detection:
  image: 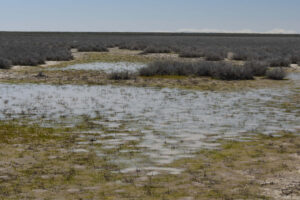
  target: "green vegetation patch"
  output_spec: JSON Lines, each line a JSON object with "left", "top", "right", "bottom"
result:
{"left": 0, "top": 120, "right": 299, "bottom": 199}
{"left": 0, "top": 121, "right": 72, "bottom": 144}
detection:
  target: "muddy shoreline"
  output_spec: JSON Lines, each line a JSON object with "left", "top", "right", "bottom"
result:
{"left": 1, "top": 48, "right": 299, "bottom": 91}
{"left": 0, "top": 121, "right": 299, "bottom": 199}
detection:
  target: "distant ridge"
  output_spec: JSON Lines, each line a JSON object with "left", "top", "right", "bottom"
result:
{"left": 0, "top": 31, "right": 300, "bottom": 37}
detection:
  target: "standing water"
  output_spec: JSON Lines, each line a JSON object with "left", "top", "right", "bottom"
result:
{"left": 0, "top": 82, "right": 299, "bottom": 170}
{"left": 51, "top": 62, "right": 146, "bottom": 73}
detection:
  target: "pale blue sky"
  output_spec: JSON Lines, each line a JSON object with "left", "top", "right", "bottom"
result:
{"left": 0, "top": 0, "right": 299, "bottom": 33}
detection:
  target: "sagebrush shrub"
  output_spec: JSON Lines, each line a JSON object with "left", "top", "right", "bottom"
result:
{"left": 211, "top": 64, "right": 254, "bottom": 80}
{"left": 0, "top": 58, "right": 12, "bottom": 69}
{"left": 232, "top": 51, "right": 248, "bottom": 61}
{"left": 1, "top": 32, "right": 300, "bottom": 68}
{"left": 290, "top": 54, "right": 300, "bottom": 64}
{"left": 266, "top": 68, "right": 286, "bottom": 80}
{"left": 108, "top": 71, "right": 136, "bottom": 80}
{"left": 244, "top": 61, "right": 268, "bottom": 76}
{"left": 269, "top": 58, "right": 291, "bottom": 67}
{"left": 78, "top": 45, "right": 108, "bottom": 52}
{"left": 142, "top": 46, "right": 171, "bottom": 54}
{"left": 139, "top": 60, "right": 254, "bottom": 80}
{"left": 179, "top": 49, "right": 204, "bottom": 58}
{"left": 205, "top": 52, "right": 224, "bottom": 61}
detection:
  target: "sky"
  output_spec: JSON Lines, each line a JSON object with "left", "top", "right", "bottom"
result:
{"left": 0, "top": 0, "right": 299, "bottom": 33}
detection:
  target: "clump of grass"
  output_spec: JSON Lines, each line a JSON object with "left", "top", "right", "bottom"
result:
{"left": 231, "top": 50, "right": 248, "bottom": 61}
{"left": 35, "top": 71, "right": 47, "bottom": 78}
{"left": 244, "top": 61, "right": 268, "bottom": 76}
{"left": 15, "top": 56, "right": 46, "bottom": 66}
{"left": 179, "top": 49, "right": 204, "bottom": 58}
{"left": 0, "top": 58, "right": 12, "bottom": 69}
{"left": 78, "top": 45, "right": 108, "bottom": 52}
{"left": 266, "top": 68, "right": 286, "bottom": 80}
{"left": 142, "top": 46, "right": 171, "bottom": 54}
{"left": 290, "top": 54, "right": 300, "bottom": 64}
{"left": 194, "top": 62, "right": 214, "bottom": 76}
{"left": 139, "top": 60, "right": 193, "bottom": 76}
{"left": 269, "top": 58, "right": 291, "bottom": 67}
{"left": 205, "top": 52, "right": 224, "bottom": 61}
{"left": 108, "top": 71, "right": 136, "bottom": 80}
{"left": 0, "top": 122, "right": 70, "bottom": 144}
{"left": 211, "top": 64, "right": 254, "bottom": 80}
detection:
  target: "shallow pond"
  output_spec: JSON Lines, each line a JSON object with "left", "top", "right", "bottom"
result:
{"left": 287, "top": 72, "right": 300, "bottom": 81}
{"left": 0, "top": 83, "right": 299, "bottom": 172}
{"left": 52, "top": 62, "right": 146, "bottom": 73}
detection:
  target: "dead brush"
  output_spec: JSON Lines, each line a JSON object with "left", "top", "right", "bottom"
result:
{"left": 108, "top": 71, "right": 136, "bottom": 80}
{"left": 0, "top": 58, "right": 12, "bottom": 69}
{"left": 266, "top": 68, "right": 286, "bottom": 80}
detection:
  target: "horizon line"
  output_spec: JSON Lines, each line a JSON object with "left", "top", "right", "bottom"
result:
{"left": 0, "top": 30, "right": 299, "bottom": 35}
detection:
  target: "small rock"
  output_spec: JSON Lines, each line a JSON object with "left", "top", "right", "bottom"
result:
{"left": 0, "top": 176, "right": 10, "bottom": 180}
{"left": 41, "top": 175, "right": 51, "bottom": 179}
{"left": 115, "top": 189, "right": 125, "bottom": 193}
{"left": 136, "top": 176, "right": 148, "bottom": 181}
{"left": 33, "top": 189, "right": 47, "bottom": 194}
{"left": 83, "top": 186, "right": 100, "bottom": 191}
{"left": 260, "top": 181, "right": 274, "bottom": 186}
{"left": 35, "top": 72, "right": 47, "bottom": 78}
{"left": 67, "top": 188, "right": 80, "bottom": 193}
{"left": 74, "top": 164, "right": 86, "bottom": 170}
{"left": 281, "top": 188, "right": 293, "bottom": 196}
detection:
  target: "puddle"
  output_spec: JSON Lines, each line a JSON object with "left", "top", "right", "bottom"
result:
{"left": 72, "top": 149, "right": 89, "bottom": 153}
{"left": 287, "top": 72, "right": 300, "bottom": 81}
{"left": 0, "top": 83, "right": 299, "bottom": 173}
{"left": 51, "top": 62, "right": 146, "bottom": 73}
{"left": 120, "top": 167, "right": 184, "bottom": 175}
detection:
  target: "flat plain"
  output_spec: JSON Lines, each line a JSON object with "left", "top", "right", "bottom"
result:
{"left": 0, "top": 32, "right": 299, "bottom": 200}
